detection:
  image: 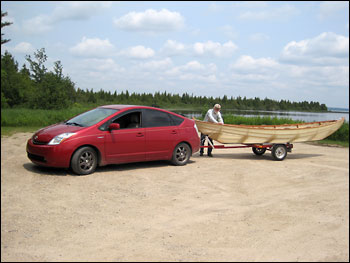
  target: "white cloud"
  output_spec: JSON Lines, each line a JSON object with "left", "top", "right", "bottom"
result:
{"left": 119, "top": 45, "right": 155, "bottom": 59}
{"left": 238, "top": 4, "right": 299, "bottom": 21}
{"left": 249, "top": 33, "right": 270, "bottom": 42}
{"left": 113, "top": 9, "right": 185, "bottom": 32}
{"left": 137, "top": 58, "right": 173, "bottom": 70}
{"left": 161, "top": 40, "right": 187, "bottom": 56}
{"left": 287, "top": 65, "right": 349, "bottom": 87}
{"left": 229, "top": 55, "right": 279, "bottom": 82}
{"left": 280, "top": 32, "right": 349, "bottom": 65}
{"left": 165, "top": 60, "right": 217, "bottom": 83}
{"left": 23, "top": 15, "right": 53, "bottom": 35}
{"left": 182, "top": 61, "right": 206, "bottom": 71}
{"left": 225, "top": 53, "right": 349, "bottom": 105}
{"left": 7, "top": 42, "right": 35, "bottom": 54}
{"left": 162, "top": 39, "right": 239, "bottom": 58}
{"left": 22, "top": 2, "right": 112, "bottom": 35}
{"left": 208, "top": 3, "right": 225, "bottom": 12}
{"left": 80, "top": 58, "right": 124, "bottom": 73}
{"left": 70, "top": 37, "right": 115, "bottom": 57}
{"left": 52, "top": 1, "right": 112, "bottom": 23}
{"left": 231, "top": 55, "right": 278, "bottom": 71}
{"left": 233, "top": 1, "right": 268, "bottom": 8}
{"left": 220, "top": 25, "right": 238, "bottom": 39}
{"left": 319, "top": 1, "right": 349, "bottom": 19}
{"left": 193, "top": 41, "right": 238, "bottom": 57}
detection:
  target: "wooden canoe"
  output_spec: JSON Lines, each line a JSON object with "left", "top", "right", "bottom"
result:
{"left": 194, "top": 117, "right": 345, "bottom": 144}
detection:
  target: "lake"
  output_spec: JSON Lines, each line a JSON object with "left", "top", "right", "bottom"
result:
{"left": 174, "top": 108, "right": 349, "bottom": 123}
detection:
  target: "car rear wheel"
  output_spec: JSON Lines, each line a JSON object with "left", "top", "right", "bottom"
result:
{"left": 171, "top": 143, "right": 191, "bottom": 166}
{"left": 71, "top": 146, "right": 97, "bottom": 175}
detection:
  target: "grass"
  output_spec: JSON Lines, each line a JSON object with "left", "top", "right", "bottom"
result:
{"left": 309, "top": 139, "right": 349, "bottom": 148}
{"left": 1, "top": 126, "right": 43, "bottom": 137}
{"left": 1, "top": 107, "right": 90, "bottom": 137}
{"left": 1, "top": 107, "right": 91, "bottom": 127}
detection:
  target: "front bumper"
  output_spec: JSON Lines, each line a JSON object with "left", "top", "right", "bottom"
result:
{"left": 26, "top": 139, "right": 72, "bottom": 168}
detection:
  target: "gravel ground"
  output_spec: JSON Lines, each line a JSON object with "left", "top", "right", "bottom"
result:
{"left": 1, "top": 133, "right": 349, "bottom": 262}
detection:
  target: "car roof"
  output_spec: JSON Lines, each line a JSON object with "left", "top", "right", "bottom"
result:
{"left": 98, "top": 104, "right": 172, "bottom": 112}
{"left": 98, "top": 104, "right": 138, "bottom": 110}
{"left": 98, "top": 105, "right": 186, "bottom": 118}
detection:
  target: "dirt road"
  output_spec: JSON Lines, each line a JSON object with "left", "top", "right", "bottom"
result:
{"left": 1, "top": 133, "right": 349, "bottom": 262}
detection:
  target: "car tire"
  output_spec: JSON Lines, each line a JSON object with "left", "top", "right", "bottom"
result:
{"left": 171, "top": 143, "right": 191, "bottom": 166}
{"left": 71, "top": 146, "right": 98, "bottom": 175}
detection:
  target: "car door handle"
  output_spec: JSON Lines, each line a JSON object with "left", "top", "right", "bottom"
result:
{"left": 136, "top": 132, "right": 144, "bottom": 137}
{"left": 171, "top": 130, "right": 177, "bottom": 134}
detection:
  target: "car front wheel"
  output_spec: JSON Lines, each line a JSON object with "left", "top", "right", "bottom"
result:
{"left": 171, "top": 143, "right": 191, "bottom": 166}
{"left": 71, "top": 146, "right": 98, "bottom": 175}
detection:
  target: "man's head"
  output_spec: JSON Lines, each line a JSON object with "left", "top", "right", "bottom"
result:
{"left": 213, "top": 104, "right": 221, "bottom": 112}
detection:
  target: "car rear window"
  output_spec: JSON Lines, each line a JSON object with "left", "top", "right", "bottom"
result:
{"left": 169, "top": 114, "right": 185, "bottom": 126}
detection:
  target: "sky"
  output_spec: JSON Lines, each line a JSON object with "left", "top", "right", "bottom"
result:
{"left": 1, "top": 1, "right": 349, "bottom": 108}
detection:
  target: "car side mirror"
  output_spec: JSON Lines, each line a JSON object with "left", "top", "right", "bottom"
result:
{"left": 109, "top": 123, "right": 120, "bottom": 131}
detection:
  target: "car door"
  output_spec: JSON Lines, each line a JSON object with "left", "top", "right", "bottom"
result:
{"left": 142, "top": 109, "right": 179, "bottom": 161}
{"left": 103, "top": 110, "right": 146, "bottom": 164}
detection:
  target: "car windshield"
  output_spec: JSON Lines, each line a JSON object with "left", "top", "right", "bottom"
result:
{"left": 66, "top": 108, "right": 118, "bottom": 127}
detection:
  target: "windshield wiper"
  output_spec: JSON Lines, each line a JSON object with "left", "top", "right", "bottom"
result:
{"left": 65, "top": 122, "right": 83, "bottom": 127}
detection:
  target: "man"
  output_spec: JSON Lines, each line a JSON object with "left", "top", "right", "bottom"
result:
{"left": 200, "top": 104, "right": 224, "bottom": 157}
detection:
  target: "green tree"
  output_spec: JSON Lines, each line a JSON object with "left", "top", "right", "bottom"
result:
{"left": 1, "top": 11, "right": 12, "bottom": 45}
{"left": 24, "top": 48, "right": 76, "bottom": 109}
{"left": 1, "top": 51, "right": 22, "bottom": 107}
{"left": 25, "top": 48, "right": 48, "bottom": 83}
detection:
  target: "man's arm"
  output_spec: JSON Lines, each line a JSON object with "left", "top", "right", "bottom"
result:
{"left": 217, "top": 112, "right": 224, "bottom": 124}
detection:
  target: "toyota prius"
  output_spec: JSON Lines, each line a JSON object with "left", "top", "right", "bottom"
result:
{"left": 26, "top": 105, "right": 200, "bottom": 175}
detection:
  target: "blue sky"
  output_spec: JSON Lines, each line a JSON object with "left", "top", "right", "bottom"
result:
{"left": 2, "top": 1, "right": 349, "bottom": 108}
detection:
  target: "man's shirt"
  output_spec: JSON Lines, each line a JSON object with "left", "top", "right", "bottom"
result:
{"left": 204, "top": 109, "right": 224, "bottom": 124}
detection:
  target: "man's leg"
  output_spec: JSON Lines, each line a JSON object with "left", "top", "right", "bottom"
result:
{"left": 200, "top": 133, "right": 206, "bottom": 156}
{"left": 208, "top": 137, "right": 214, "bottom": 156}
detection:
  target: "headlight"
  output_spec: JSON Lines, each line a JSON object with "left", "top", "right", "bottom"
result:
{"left": 48, "top": 133, "right": 76, "bottom": 145}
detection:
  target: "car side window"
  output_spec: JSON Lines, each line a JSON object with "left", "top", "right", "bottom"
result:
{"left": 143, "top": 109, "right": 172, "bottom": 128}
{"left": 113, "top": 112, "right": 141, "bottom": 129}
{"left": 99, "top": 111, "right": 141, "bottom": 131}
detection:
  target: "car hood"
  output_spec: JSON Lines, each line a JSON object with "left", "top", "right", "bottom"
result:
{"left": 33, "top": 123, "right": 85, "bottom": 143}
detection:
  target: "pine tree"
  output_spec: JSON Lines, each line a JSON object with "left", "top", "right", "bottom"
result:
{"left": 1, "top": 11, "right": 12, "bottom": 45}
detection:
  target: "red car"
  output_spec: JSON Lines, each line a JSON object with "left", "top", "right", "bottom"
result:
{"left": 26, "top": 105, "right": 200, "bottom": 175}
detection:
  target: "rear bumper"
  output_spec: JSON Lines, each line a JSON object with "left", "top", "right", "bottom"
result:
{"left": 190, "top": 137, "right": 200, "bottom": 154}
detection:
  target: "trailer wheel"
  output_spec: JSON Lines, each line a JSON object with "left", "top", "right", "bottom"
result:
{"left": 272, "top": 144, "right": 287, "bottom": 161}
{"left": 252, "top": 147, "right": 266, "bottom": 156}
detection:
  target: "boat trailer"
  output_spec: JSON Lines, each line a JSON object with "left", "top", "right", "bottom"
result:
{"left": 200, "top": 136, "right": 293, "bottom": 161}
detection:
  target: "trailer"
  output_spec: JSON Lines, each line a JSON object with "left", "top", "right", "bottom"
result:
{"left": 200, "top": 136, "right": 293, "bottom": 161}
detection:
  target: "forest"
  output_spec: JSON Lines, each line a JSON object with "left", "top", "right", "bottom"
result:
{"left": 1, "top": 48, "right": 329, "bottom": 112}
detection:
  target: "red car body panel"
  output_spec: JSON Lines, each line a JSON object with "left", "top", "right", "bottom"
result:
{"left": 26, "top": 105, "right": 200, "bottom": 170}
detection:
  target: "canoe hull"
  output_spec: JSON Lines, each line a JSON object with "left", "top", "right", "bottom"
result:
{"left": 194, "top": 118, "right": 345, "bottom": 144}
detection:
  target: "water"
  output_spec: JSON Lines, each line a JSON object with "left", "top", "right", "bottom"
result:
{"left": 174, "top": 109, "right": 349, "bottom": 123}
